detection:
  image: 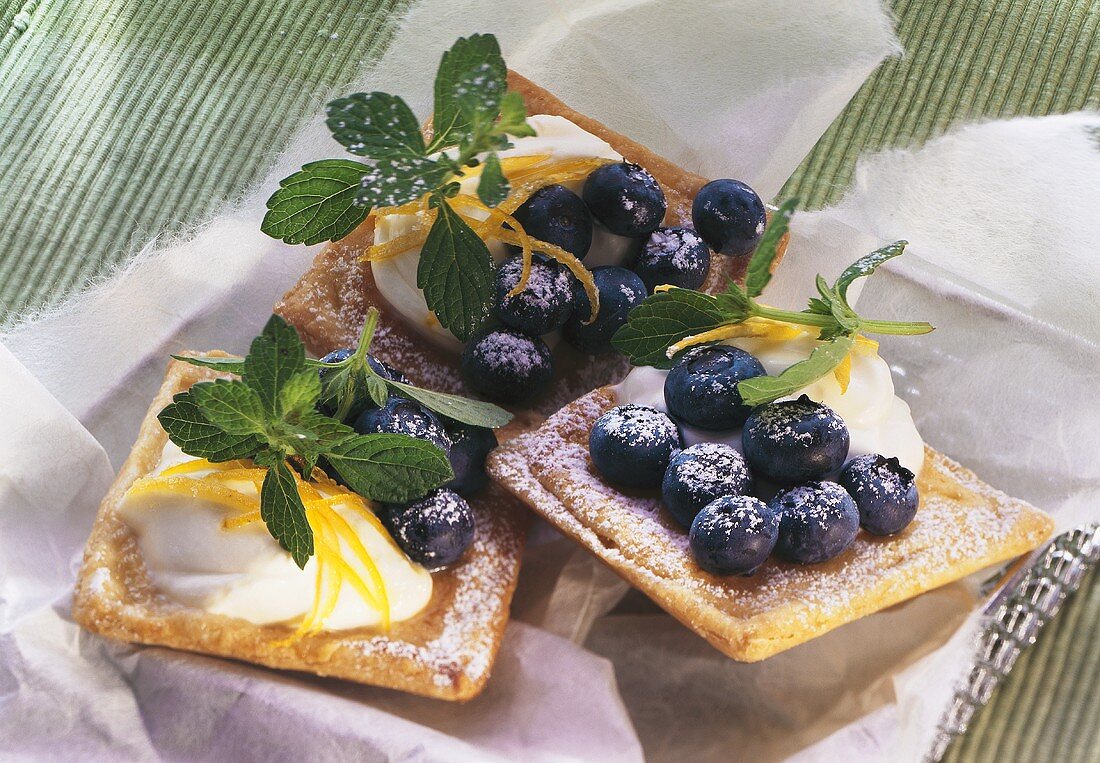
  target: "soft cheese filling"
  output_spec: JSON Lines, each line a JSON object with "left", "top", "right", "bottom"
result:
{"left": 117, "top": 441, "right": 432, "bottom": 632}
{"left": 613, "top": 331, "right": 926, "bottom": 476}
{"left": 372, "top": 114, "right": 634, "bottom": 351}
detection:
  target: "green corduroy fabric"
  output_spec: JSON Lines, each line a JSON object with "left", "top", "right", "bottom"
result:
{"left": 0, "top": 0, "right": 410, "bottom": 319}
{"left": 0, "top": 0, "right": 1096, "bottom": 759}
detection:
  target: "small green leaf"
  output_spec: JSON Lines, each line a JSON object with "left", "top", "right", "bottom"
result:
{"left": 242, "top": 315, "right": 307, "bottom": 415}
{"left": 497, "top": 91, "right": 536, "bottom": 138}
{"left": 356, "top": 155, "right": 450, "bottom": 209}
{"left": 477, "top": 152, "right": 509, "bottom": 207}
{"left": 835, "top": 240, "right": 908, "bottom": 301}
{"left": 744, "top": 198, "right": 797, "bottom": 298}
{"left": 278, "top": 369, "right": 322, "bottom": 416}
{"left": 325, "top": 434, "right": 454, "bottom": 503}
{"left": 262, "top": 159, "right": 371, "bottom": 245}
{"left": 261, "top": 460, "right": 314, "bottom": 569}
{"left": 737, "top": 336, "right": 855, "bottom": 407}
{"left": 611, "top": 288, "right": 732, "bottom": 368}
{"left": 431, "top": 34, "right": 506, "bottom": 151}
{"left": 171, "top": 354, "right": 246, "bottom": 375}
{"left": 188, "top": 379, "right": 268, "bottom": 436}
{"left": 387, "top": 379, "right": 512, "bottom": 428}
{"left": 417, "top": 199, "right": 495, "bottom": 341}
{"left": 158, "top": 393, "right": 262, "bottom": 461}
{"left": 364, "top": 374, "right": 390, "bottom": 408}
{"left": 717, "top": 282, "right": 751, "bottom": 314}
{"left": 806, "top": 297, "right": 832, "bottom": 315}
{"left": 325, "top": 92, "right": 427, "bottom": 159}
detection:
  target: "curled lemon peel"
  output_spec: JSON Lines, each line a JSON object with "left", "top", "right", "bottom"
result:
{"left": 133, "top": 457, "right": 402, "bottom": 641}
{"left": 834, "top": 353, "right": 852, "bottom": 393}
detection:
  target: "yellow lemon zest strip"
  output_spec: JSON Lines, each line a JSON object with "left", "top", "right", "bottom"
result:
{"left": 222, "top": 510, "right": 261, "bottom": 530}
{"left": 160, "top": 458, "right": 250, "bottom": 476}
{"left": 318, "top": 501, "right": 391, "bottom": 630}
{"left": 666, "top": 318, "right": 805, "bottom": 358}
{"left": 128, "top": 476, "right": 258, "bottom": 514}
{"left": 342, "top": 499, "right": 407, "bottom": 556}
{"left": 492, "top": 227, "right": 601, "bottom": 324}
{"left": 854, "top": 334, "right": 879, "bottom": 352}
{"left": 834, "top": 353, "right": 852, "bottom": 394}
{"left": 457, "top": 153, "right": 552, "bottom": 180}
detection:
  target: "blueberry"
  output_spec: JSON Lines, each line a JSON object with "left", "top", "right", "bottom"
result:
{"left": 661, "top": 443, "right": 752, "bottom": 529}
{"left": 353, "top": 396, "right": 451, "bottom": 454}
{"left": 742, "top": 395, "right": 850, "bottom": 484}
{"left": 562, "top": 266, "right": 647, "bottom": 354}
{"left": 582, "top": 162, "right": 666, "bottom": 237}
{"left": 509, "top": 184, "right": 593, "bottom": 260}
{"left": 689, "top": 495, "right": 778, "bottom": 576}
{"left": 461, "top": 327, "right": 553, "bottom": 403}
{"left": 839, "top": 454, "right": 919, "bottom": 536}
{"left": 768, "top": 481, "right": 859, "bottom": 564}
{"left": 443, "top": 421, "right": 498, "bottom": 497}
{"left": 691, "top": 179, "right": 767, "bottom": 256}
{"left": 589, "top": 404, "right": 682, "bottom": 489}
{"left": 492, "top": 255, "right": 575, "bottom": 335}
{"left": 631, "top": 227, "right": 711, "bottom": 293}
{"left": 385, "top": 488, "right": 475, "bottom": 569}
{"left": 663, "top": 346, "right": 767, "bottom": 430}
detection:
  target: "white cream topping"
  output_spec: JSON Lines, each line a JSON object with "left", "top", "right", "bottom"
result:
{"left": 117, "top": 441, "right": 432, "bottom": 629}
{"left": 613, "top": 334, "right": 926, "bottom": 476}
{"left": 372, "top": 114, "right": 632, "bottom": 352}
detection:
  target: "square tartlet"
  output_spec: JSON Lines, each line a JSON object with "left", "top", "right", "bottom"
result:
{"left": 73, "top": 356, "right": 525, "bottom": 700}
{"left": 487, "top": 387, "right": 1054, "bottom": 662}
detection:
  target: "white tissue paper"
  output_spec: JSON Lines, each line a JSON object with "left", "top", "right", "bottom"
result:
{"left": 1, "top": 0, "right": 1096, "bottom": 759}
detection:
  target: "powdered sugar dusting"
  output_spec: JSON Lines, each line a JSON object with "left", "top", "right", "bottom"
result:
{"left": 487, "top": 388, "right": 1052, "bottom": 659}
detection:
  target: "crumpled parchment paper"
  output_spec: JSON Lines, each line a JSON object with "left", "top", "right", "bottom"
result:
{"left": 2, "top": 0, "right": 1096, "bottom": 760}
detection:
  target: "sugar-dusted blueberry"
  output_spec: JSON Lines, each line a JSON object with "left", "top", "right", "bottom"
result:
{"left": 662, "top": 443, "right": 752, "bottom": 529}
{"left": 461, "top": 327, "right": 553, "bottom": 403}
{"left": 742, "top": 395, "right": 850, "bottom": 484}
{"left": 443, "top": 421, "right": 498, "bottom": 497}
{"left": 353, "top": 396, "right": 451, "bottom": 454}
{"left": 631, "top": 227, "right": 711, "bottom": 293}
{"left": 492, "top": 255, "right": 575, "bottom": 336}
{"left": 562, "top": 266, "right": 647, "bottom": 354}
{"left": 691, "top": 179, "right": 767, "bottom": 256}
{"left": 509, "top": 184, "right": 593, "bottom": 260}
{"left": 768, "top": 481, "right": 860, "bottom": 564}
{"left": 385, "top": 488, "right": 475, "bottom": 569}
{"left": 839, "top": 454, "right": 919, "bottom": 536}
{"left": 582, "top": 162, "right": 667, "bottom": 237}
{"left": 663, "top": 346, "right": 767, "bottom": 430}
{"left": 689, "top": 495, "right": 778, "bottom": 576}
{"left": 589, "top": 404, "right": 682, "bottom": 489}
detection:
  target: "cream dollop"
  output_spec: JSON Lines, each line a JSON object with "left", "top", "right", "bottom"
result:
{"left": 613, "top": 334, "right": 926, "bottom": 476}
{"left": 372, "top": 114, "right": 633, "bottom": 352}
{"left": 117, "top": 442, "right": 432, "bottom": 630}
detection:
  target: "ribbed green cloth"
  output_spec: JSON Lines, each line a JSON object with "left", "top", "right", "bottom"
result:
{"left": 0, "top": 0, "right": 410, "bottom": 318}
{"left": 0, "top": 0, "right": 1096, "bottom": 759}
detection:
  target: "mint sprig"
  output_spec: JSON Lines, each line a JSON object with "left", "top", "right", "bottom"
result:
{"left": 161, "top": 315, "right": 454, "bottom": 568}
{"left": 262, "top": 34, "right": 535, "bottom": 342}
{"left": 611, "top": 200, "right": 933, "bottom": 405}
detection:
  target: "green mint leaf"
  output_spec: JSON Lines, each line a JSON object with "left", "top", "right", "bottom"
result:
{"left": 745, "top": 198, "right": 797, "bottom": 298}
{"left": 476, "top": 152, "right": 509, "bottom": 207}
{"left": 324, "top": 434, "right": 453, "bottom": 503}
{"left": 171, "top": 354, "right": 246, "bottom": 375}
{"left": 386, "top": 379, "right": 512, "bottom": 428}
{"left": 737, "top": 336, "right": 855, "bottom": 407}
{"left": 431, "top": 34, "right": 507, "bottom": 151}
{"left": 261, "top": 460, "right": 314, "bottom": 569}
{"left": 356, "top": 155, "right": 450, "bottom": 209}
{"left": 364, "top": 374, "right": 390, "bottom": 408}
{"left": 497, "top": 91, "right": 536, "bottom": 138}
{"left": 277, "top": 369, "right": 323, "bottom": 417}
{"left": 834, "top": 240, "right": 908, "bottom": 302}
{"left": 158, "top": 393, "right": 263, "bottom": 461}
{"left": 611, "top": 288, "right": 734, "bottom": 368}
{"left": 417, "top": 198, "right": 495, "bottom": 341}
{"left": 806, "top": 297, "right": 832, "bottom": 315}
{"left": 188, "top": 379, "right": 268, "bottom": 436}
{"left": 318, "top": 364, "right": 363, "bottom": 422}
{"left": 262, "top": 159, "right": 371, "bottom": 245}
{"left": 276, "top": 410, "right": 357, "bottom": 472}
{"left": 325, "top": 92, "right": 427, "bottom": 159}
{"left": 242, "top": 315, "right": 307, "bottom": 415}
{"left": 717, "top": 281, "right": 751, "bottom": 313}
